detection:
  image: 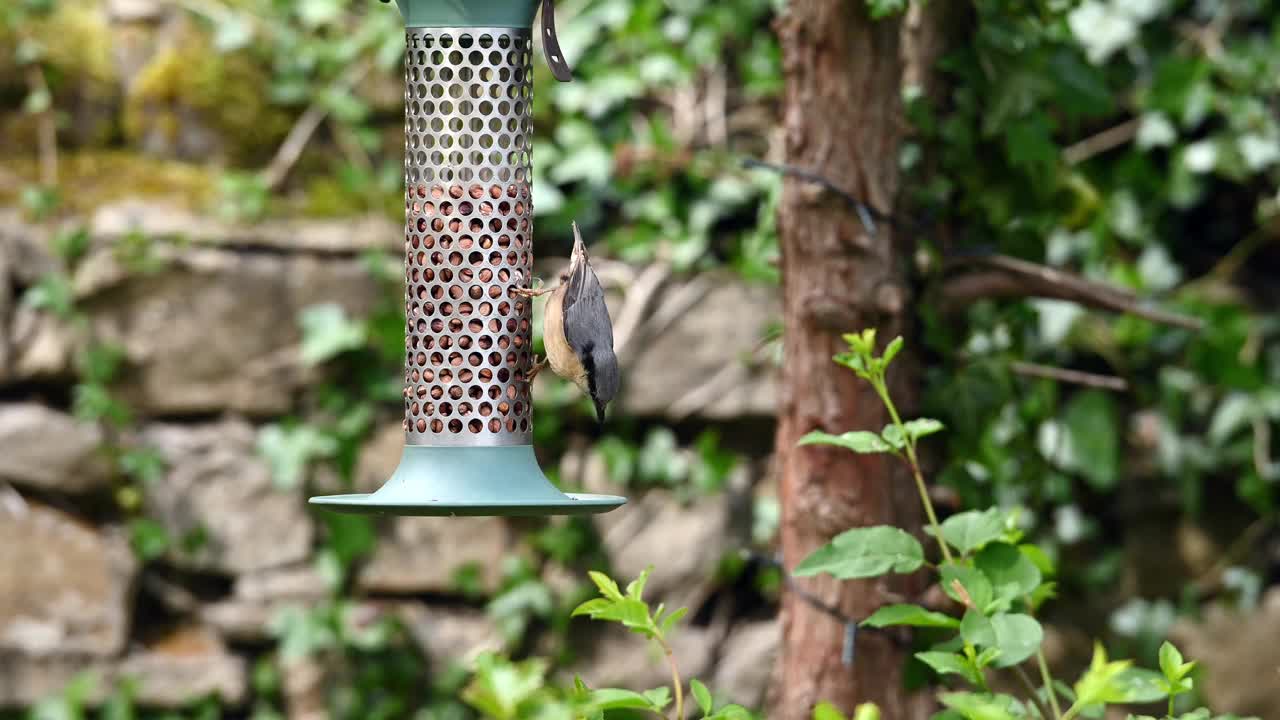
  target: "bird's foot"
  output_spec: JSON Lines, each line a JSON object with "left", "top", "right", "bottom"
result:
{"left": 512, "top": 277, "right": 553, "bottom": 298}
{"left": 524, "top": 356, "right": 547, "bottom": 383}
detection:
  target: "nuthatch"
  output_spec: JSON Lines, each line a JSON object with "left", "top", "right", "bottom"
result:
{"left": 515, "top": 222, "right": 619, "bottom": 423}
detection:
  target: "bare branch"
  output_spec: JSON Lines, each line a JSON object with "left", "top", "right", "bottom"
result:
{"left": 940, "top": 253, "right": 1204, "bottom": 331}
{"left": 1010, "top": 361, "right": 1128, "bottom": 391}
{"left": 1062, "top": 118, "right": 1140, "bottom": 165}
{"left": 260, "top": 59, "right": 374, "bottom": 191}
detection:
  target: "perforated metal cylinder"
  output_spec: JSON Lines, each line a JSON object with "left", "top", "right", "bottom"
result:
{"left": 403, "top": 27, "right": 535, "bottom": 447}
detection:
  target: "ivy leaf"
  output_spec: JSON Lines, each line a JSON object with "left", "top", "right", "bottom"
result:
{"left": 691, "top": 679, "right": 713, "bottom": 716}
{"left": 862, "top": 604, "right": 960, "bottom": 629}
{"left": 938, "top": 509, "right": 1006, "bottom": 556}
{"left": 299, "top": 303, "right": 367, "bottom": 366}
{"left": 794, "top": 526, "right": 924, "bottom": 579}
{"left": 799, "top": 430, "right": 894, "bottom": 454}
{"left": 256, "top": 424, "right": 337, "bottom": 489}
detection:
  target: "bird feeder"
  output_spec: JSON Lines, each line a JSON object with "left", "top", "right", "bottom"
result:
{"left": 309, "top": 0, "right": 625, "bottom": 517}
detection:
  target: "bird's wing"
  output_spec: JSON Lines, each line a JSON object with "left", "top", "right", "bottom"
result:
{"left": 563, "top": 265, "right": 614, "bottom": 356}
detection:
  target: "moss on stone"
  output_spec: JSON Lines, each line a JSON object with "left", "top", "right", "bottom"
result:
{"left": 0, "top": 151, "right": 218, "bottom": 212}
{"left": 123, "top": 23, "right": 291, "bottom": 164}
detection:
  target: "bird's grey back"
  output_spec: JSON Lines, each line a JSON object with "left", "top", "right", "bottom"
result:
{"left": 563, "top": 264, "right": 620, "bottom": 403}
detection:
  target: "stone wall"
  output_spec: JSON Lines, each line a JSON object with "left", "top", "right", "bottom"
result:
{"left": 0, "top": 202, "right": 782, "bottom": 713}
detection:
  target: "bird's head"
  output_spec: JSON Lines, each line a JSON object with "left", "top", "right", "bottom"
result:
{"left": 568, "top": 221, "right": 589, "bottom": 276}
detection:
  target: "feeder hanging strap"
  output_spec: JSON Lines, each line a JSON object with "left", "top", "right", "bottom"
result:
{"left": 541, "top": 0, "right": 574, "bottom": 82}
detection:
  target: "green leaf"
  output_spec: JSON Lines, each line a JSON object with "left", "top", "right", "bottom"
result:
{"left": 659, "top": 606, "right": 688, "bottom": 635}
{"left": 960, "top": 609, "right": 996, "bottom": 648}
{"left": 625, "top": 567, "right": 651, "bottom": 600}
{"left": 941, "top": 564, "right": 995, "bottom": 611}
{"left": 799, "top": 430, "right": 893, "bottom": 454}
{"left": 794, "top": 526, "right": 925, "bottom": 579}
{"left": 1113, "top": 668, "right": 1170, "bottom": 703}
{"left": 903, "top": 418, "right": 945, "bottom": 440}
{"left": 882, "top": 336, "right": 904, "bottom": 367}
{"left": 974, "top": 543, "right": 1043, "bottom": 605}
{"left": 589, "top": 688, "right": 656, "bottom": 711}
{"left": 853, "top": 703, "right": 881, "bottom": 720}
{"left": 916, "top": 651, "right": 983, "bottom": 685}
{"left": 587, "top": 571, "right": 625, "bottom": 601}
{"left": 937, "top": 692, "right": 1022, "bottom": 720}
{"left": 256, "top": 424, "right": 336, "bottom": 490}
{"left": 987, "top": 613, "right": 1043, "bottom": 668}
{"left": 1158, "top": 641, "right": 1195, "bottom": 683}
{"left": 298, "top": 303, "right": 366, "bottom": 366}
{"left": 938, "top": 509, "right": 1006, "bottom": 556}
{"left": 1040, "top": 391, "right": 1119, "bottom": 490}
{"left": 641, "top": 687, "right": 672, "bottom": 711}
{"left": 128, "top": 518, "right": 170, "bottom": 561}
{"left": 862, "top": 604, "right": 960, "bottom": 629}
{"left": 813, "top": 701, "right": 847, "bottom": 720}
{"left": 691, "top": 679, "right": 713, "bottom": 716}
{"left": 866, "top": 0, "right": 907, "bottom": 20}
{"left": 571, "top": 598, "right": 613, "bottom": 617}
{"left": 1074, "top": 642, "right": 1135, "bottom": 707}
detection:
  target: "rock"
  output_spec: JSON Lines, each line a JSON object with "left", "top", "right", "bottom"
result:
{"left": 597, "top": 490, "right": 741, "bottom": 611}
{"left": 202, "top": 564, "right": 329, "bottom": 642}
{"left": 89, "top": 201, "right": 400, "bottom": 255}
{"left": 105, "top": 0, "right": 164, "bottom": 22}
{"left": 352, "top": 423, "right": 405, "bottom": 495}
{"left": 618, "top": 275, "right": 777, "bottom": 420}
{"left": 142, "top": 419, "right": 314, "bottom": 574}
{"left": 7, "top": 307, "right": 75, "bottom": 380}
{"left": 0, "top": 404, "right": 110, "bottom": 493}
{"left": 116, "top": 625, "right": 247, "bottom": 707}
{"left": 0, "top": 625, "right": 247, "bottom": 708}
{"left": 1169, "top": 587, "right": 1280, "bottom": 719}
{"left": 357, "top": 517, "right": 509, "bottom": 595}
{"left": 397, "top": 604, "right": 503, "bottom": 668}
{"left": 77, "top": 245, "right": 384, "bottom": 416}
{"left": 566, "top": 625, "right": 716, "bottom": 694}
{"left": 0, "top": 501, "right": 136, "bottom": 658}
{"left": 711, "top": 621, "right": 778, "bottom": 710}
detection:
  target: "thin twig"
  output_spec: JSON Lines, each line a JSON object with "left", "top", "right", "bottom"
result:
{"left": 260, "top": 58, "right": 374, "bottom": 191}
{"left": 1062, "top": 118, "right": 1140, "bottom": 165}
{"left": 657, "top": 637, "right": 684, "bottom": 720}
{"left": 941, "top": 253, "right": 1204, "bottom": 331}
{"left": 1010, "top": 361, "right": 1128, "bottom": 392}
{"left": 1011, "top": 663, "right": 1053, "bottom": 720}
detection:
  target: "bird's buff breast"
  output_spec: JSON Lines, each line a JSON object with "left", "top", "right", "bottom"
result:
{"left": 543, "top": 287, "right": 588, "bottom": 390}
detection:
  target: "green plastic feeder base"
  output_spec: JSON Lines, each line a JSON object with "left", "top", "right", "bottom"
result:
{"left": 308, "top": 445, "right": 625, "bottom": 517}
{"left": 384, "top": 0, "right": 539, "bottom": 28}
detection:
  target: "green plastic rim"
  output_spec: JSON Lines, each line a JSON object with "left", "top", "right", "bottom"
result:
{"left": 384, "top": 0, "right": 539, "bottom": 28}
{"left": 308, "top": 445, "right": 626, "bottom": 517}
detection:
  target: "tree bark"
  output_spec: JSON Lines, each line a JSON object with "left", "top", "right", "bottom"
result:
{"left": 773, "top": 3, "right": 927, "bottom": 719}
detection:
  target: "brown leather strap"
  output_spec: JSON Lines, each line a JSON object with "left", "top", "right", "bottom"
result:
{"left": 540, "top": 0, "right": 574, "bottom": 82}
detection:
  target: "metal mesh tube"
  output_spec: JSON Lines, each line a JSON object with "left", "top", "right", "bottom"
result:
{"left": 402, "top": 27, "right": 535, "bottom": 446}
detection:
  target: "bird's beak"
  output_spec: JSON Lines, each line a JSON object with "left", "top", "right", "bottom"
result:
{"left": 570, "top": 221, "right": 588, "bottom": 269}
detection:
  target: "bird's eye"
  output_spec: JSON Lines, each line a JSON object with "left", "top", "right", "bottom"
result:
{"left": 559, "top": 272, "right": 569, "bottom": 282}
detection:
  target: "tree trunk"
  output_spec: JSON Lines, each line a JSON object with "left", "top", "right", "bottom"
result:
{"left": 773, "top": 3, "right": 927, "bottom": 719}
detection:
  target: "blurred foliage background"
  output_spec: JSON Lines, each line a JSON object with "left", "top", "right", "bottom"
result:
{"left": 0, "top": 0, "right": 1277, "bottom": 717}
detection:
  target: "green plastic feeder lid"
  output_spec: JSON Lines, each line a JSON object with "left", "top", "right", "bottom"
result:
{"left": 309, "top": 445, "right": 625, "bottom": 517}
{"left": 379, "top": 0, "right": 539, "bottom": 28}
